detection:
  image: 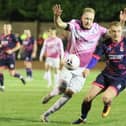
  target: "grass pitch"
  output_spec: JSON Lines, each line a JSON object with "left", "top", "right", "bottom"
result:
{"left": 0, "top": 68, "right": 126, "bottom": 126}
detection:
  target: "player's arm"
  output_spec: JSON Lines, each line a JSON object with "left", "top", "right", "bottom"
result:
{"left": 39, "top": 40, "right": 46, "bottom": 61}
{"left": 83, "top": 43, "right": 104, "bottom": 77}
{"left": 53, "top": 4, "right": 68, "bottom": 29}
{"left": 120, "top": 8, "right": 126, "bottom": 27}
{"left": 59, "top": 39, "right": 65, "bottom": 69}
{"left": 83, "top": 55, "right": 100, "bottom": 77}
{"left": 6, "top": 42, "right": 21, "bottom": 54}
{"left": 32, "top": 39, "right": 37, "bottom": 58}
{"left": 0, "top": 41, "right": 2, "bottom": 48}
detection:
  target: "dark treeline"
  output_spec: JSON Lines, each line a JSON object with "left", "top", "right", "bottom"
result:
{"left": 0, "top": 0, "right": 126, "bottom": 22}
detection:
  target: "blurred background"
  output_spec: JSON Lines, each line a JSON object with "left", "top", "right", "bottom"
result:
{"left": 0, "top": 0, "right": 125, "bottom": 37}
{"left": 0, "top": 0, "right": 126, "bottom": 67}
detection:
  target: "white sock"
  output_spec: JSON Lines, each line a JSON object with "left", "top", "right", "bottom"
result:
{"left": 54, "top": 73, "right": 59, "bottom": 86}
{"left": 47, "top": 70, "right": 52, "bottom": 87}
{"left": 43, "top": 72, "right": 48, "bottom": 80}
{"left": 44, "top": 95, "right": 71, "bottom": 117}
{"left": 50, "top": 87, "right": 60, "bottom": 96}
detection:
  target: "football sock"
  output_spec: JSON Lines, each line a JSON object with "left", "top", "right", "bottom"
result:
{"left": 54, "top": 73, "right": 59, "bottom": 86}
{"left": 81, "top": 100, "right": 92, "bottom": 119}
{"left": 14, "top": 73, "right": 23, "bottom": 80}
{"left": 50, "top": 87, "right": 61, "bottom": 96}
{"left": 47, "top": 70, "right": 52, "bottom": 86}
{"left": 26, "top": 68, "right": 32, "bottom": 78}
{"left": 43, "top": 94, "right": 72, "bottom": 117}
{"left": 0, "top": 73, "right": 4, "bottom": 86}
{"left": 43, "top": 72, "right": 48, "bottom": 79}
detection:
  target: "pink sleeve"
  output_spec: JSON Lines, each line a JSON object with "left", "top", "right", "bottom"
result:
{"left": 68, "top": 19, "right": 79, "bottom": 31}
{"left": 99, "top": 25, "right": 107, "bottom": 35}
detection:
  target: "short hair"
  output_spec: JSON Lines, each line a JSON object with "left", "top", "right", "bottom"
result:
{"left": 50, "top": 27, "right": 56, "bottom": 30}
{"left": 82, "top": 7, "right": 95, "bottom": 15}
{"left": 109, "top": 21, "right": 122, "bottom": 28}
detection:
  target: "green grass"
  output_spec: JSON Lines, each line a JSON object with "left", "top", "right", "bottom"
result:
{"left": 0, "top": 69, "right": 126, "bottom": 126}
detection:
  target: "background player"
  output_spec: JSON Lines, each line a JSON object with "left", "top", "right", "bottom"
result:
{"left": 0, "top": 24, "right": 26, "bottom": 91}
{"left": 19, "top": 29, "right": 37, "bottom": 81}
{"left": 39, "top": 27, "right": 64, "bottom": 87}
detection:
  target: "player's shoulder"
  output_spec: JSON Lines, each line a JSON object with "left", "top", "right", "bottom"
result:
{"left": 69, "top": 19, "right": 81, "bottom": 25}
{"left": 123, "top": 37, "right": 126, "bottom": 42}
{"left": 55, "top": 36, "right": 62, "bottom": 41}
{"left": 93, "top": 22, "right": 106, "bottom": 29}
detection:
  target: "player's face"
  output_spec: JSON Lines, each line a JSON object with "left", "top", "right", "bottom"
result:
{"left": 6, "top": 24, "right": 12, "bottom": 34}
{"left": 48, "top": 29, "right": 56, "bottom": 37}
{"left": 24, "top": 30, "right": 31, "bottom": 38}
{"left": 3, "top": 24, "right": 12, "bottom": 35}
{"left": 109, "top": 25, "right": 122, "bottom": 42}
{"left": 81, "top": 12, "right": 95, "bottom": 29}
{"left": 3, "top": 24, "right": 7, "bottom": 33}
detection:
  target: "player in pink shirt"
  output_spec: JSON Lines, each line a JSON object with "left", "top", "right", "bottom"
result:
{"left": 39, "top": 27, "right": 64, "bottom": 87}
{"left": 40, "top": 5, "right": 107, "bottom": 122}
{"left": 40, "top": 5, "right": 125, "bottom": 123}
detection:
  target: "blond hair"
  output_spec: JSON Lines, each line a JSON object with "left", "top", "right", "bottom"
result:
{"left": 82, "top": 7, "right": 95, "bottom": 15}
{"left": 109, "top": 21, "right": 122, "bottom": 28}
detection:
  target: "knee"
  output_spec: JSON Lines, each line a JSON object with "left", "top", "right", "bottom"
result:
{"left": 59, "top": 80, "right": 67, "bottom": 93}
{"left": 84, "top": 95, "right": 94, "bottom": 102}
{"left": 64, "top": 89, "right": 74, "bottom": 97}
{"left": 10, "top": 72, "right": 14, "bottom": 76}
{"left": 102, "top": 95, "right": 111, "bottom": 103}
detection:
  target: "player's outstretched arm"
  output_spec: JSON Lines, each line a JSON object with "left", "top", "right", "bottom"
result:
{"left": 53, "top": 4, "right": 68, "bottom": 29}
{"left": 120, "top": 8, "right": 126, "bottom": 27}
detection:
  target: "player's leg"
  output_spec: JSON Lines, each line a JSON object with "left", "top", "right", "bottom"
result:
{"left": 72, "top": 84, "right": 103, "bottom": 124}
{"left": 44, "top": 59, "right": 52, "bottom": 87}
{"left": 42, "top": 77, "right": 68, "bottom": 104}
{"left": 101, "top": 86, "right": 117, "bottom": 117}
{"left": 41, "top": 69, "right": 85, "bottom": 122}
{"left": 42, "top": 86, "right": 61, "bottom": 104}
{"left": 0, "top": 66, "right": 5, "bottom": 91}
{"left": 7, "top": 57, "right": 26, "bottom": 84}
{"left": 102, "top": 79, "right": 126, "bottom": 118}
{"left": 53, "top": 58, "right": 60, "bottom": 86}
{"left": 9, "top": 69, "right": 26, "bottom": 85}
{"left": 42, "top": 67, "right": 73, "bottom": 104}
{"left": 24, "top": 61, "right": 33, "bottom": 81}
{"left": 0, "top": 60, "right": 7, "bottom": 91}
{"left": 72, "top": 73, "right": 105, "bottom": 124}
{"left": 41, "top": 89, "right": 73, "bottom": 122}
{"left": 0, "top": 73, "right": 4, "bottom": 91}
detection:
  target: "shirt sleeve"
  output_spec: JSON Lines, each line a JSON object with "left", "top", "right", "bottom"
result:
{"left": 86, "top": 42, "right": 104, "bottom": 69}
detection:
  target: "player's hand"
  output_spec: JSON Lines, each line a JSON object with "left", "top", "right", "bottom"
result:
{"left": 60, "top": 59, "right": 65, "bottom": 70}
{"left": 32, "top": 52, "right": 36, "bottom": 59}
{"left": 82, "top": 68, "right": 90, "bottom": 77}
{"left": 6, "top": 49, "right": 13, "bottom": 54}
{"left": 39, "top": 56, "right": 43, "bottom": 62}
{"left": 17, "top": 53, "right": 21, "bottom": 59}
{"left": 120, "top": 8, "right": 126, "bottom": 23}
{"left": 52, "top": 4, "right": 63, "bottom": 16}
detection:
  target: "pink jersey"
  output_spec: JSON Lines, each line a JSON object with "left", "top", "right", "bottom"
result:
{"left": 66, "top": 19, "right": 107, "bottom": 67}
{"left": 40, "top": 37, "right": 64, "bottom": 59}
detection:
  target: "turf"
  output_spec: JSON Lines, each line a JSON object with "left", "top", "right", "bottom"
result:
{"left": 0, "top": 68, "right": 126, "bottom": 126}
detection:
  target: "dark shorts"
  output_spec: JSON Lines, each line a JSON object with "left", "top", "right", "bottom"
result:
{"left": 93, "top": 73, "right": 126, "bottom": 95}
{"left": 22, "top": 52, "right": 32, "bottom": 61}
{"left": 0, "top": 57, "right": 15, "bottom": 70}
